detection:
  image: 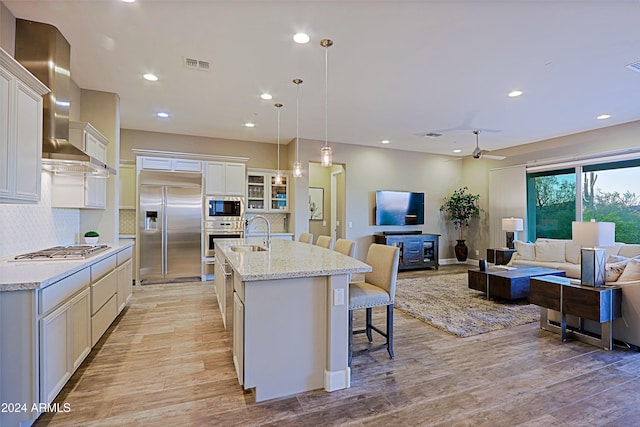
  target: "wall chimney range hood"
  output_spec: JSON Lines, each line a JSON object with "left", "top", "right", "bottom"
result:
{"left": 14, "top": 19, "right": 116, "bottom": 176}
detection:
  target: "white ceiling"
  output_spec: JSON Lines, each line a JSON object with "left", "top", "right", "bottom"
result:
{"left": 5, "top": 0, "right": 640, "bottom": 158}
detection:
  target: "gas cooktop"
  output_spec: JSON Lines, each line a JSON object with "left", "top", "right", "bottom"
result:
{"left": 13, "top": 245, "right": 110, "bottom": 261}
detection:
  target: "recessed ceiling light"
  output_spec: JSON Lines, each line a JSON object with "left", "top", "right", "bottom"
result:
{"left": 260, "top": 93, "right": 272, "bottom": 100}
{"left": 156, "top": 112, "right": 169, "bottom": 118}
{"left": 597, "top": 114, "right": 611, "bottom": 120}
{"left": 453, "top": 149, "right": 462, "bottom": 153}
{"left": 293, "top": 33, "right": 310, "bottom": 44}
{"left": 244, "top": 122, "right": 256, "bottom": 128}
{"left": 143, "top": 73, "right": 158, "bottom": 82}
{"left": 121, "top": 0, "right": 135, "bottom": 3}
{"left": 508, "top": 90, "right": 523, "bottom": 97}
{"left": 381, "top": 140, "right": 390, "bottom": 144}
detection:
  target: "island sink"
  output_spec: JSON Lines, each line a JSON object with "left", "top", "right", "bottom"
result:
{"left": 230, "top": 244, "right": 268, "bottom": 253}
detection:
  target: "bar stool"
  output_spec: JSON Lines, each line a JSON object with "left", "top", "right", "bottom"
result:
{"left": 348, "top": 243, "right": 400, "bottom": 366}
{"left": 334, "top": 239, "right": 356, "bottom": 257}
{"left": 298, "top": 233, "right": 313, "bottom": 244}
{"left": 316, "top": 235, "right": 334, "bottom": 249}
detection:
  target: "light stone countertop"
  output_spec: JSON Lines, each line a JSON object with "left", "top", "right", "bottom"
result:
{"left": 215, "top": 238, "right": 371, "bottom": 282}
{"left": 0, "top": 240, "right": 134, "bottom": 292}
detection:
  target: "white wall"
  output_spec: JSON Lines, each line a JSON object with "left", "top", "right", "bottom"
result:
{"left": 292, "top": 139, "right": 463, "bottom": 260}
{"left": 0, "top": 173, "right": 79, "bottom": 258}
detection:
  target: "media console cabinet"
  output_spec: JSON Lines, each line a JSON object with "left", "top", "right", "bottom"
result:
{"left": 374, "top": 233, "right": 439, "bottom": 271}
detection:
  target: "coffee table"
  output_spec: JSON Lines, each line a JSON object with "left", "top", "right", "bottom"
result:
{"left": 468, "top": 266, "right": 566, "bottom": 300}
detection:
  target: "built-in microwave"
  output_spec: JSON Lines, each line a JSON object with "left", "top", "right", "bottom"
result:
{"left": 205, "top": 196, "right": 244, "bottom": 219}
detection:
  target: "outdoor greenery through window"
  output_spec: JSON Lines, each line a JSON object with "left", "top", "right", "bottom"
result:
{"left": 527, "top": 159, "right": 640, "bottom": 243}
{"left": 527, "top": 169, "right": 576, "bottom": 240}
{"left": 583, "top": 160, "right": 640, "bottom": 243}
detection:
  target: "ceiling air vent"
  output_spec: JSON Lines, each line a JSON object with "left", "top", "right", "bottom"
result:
{"left": 424, "top": 132, "right": 443, "bottom": 138}
{"left": 626, "top": 61, "right": 640, "bottom": 73}
{"left": 183, "top": 57, "right": 212, "bottom": 71}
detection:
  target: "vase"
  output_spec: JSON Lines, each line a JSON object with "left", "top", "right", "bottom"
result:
{"left": 455, "top": 239, "right": 468, "bottom": 262}
{"left": 85, "top": 236, "right": 99, "bottom": 245}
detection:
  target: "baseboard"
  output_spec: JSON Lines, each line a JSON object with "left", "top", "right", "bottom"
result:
{"left": 324, "top": 367, "right": 350, "bottom": 391}
{"left": 439, "top": 258, "right": 477, "bottom": 266}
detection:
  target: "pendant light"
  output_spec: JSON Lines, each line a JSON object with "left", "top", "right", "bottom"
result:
{"left": 320, "top": 38, "right": 333, "bottom": 167}
{"left": 274, "top": 103, "right": 283, "bottom": 185}
{"left": 292, "top": 78, "right": 303, "bottom": 178}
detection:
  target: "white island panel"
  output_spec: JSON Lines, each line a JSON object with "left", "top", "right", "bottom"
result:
{"left": 216, "top": 238, "right": 371, "bottom": 402}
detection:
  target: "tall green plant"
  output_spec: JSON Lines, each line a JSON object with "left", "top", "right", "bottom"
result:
{"left": 440, "top": 187, "right": 480, "bottom": 240}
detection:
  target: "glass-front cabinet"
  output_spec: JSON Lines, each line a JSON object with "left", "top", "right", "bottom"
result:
{"left": 246, "top": 170, "right": 289, "bottom": 213}
{"left": 247, "top": 174, "right": 266, "bottom": 211}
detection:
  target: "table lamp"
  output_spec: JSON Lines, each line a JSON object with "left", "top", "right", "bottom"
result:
{"left": 502, "top": 218, "right": 523, "bottom": 249}
{"left": 572, "top": 220, "right": 615, "bottom": 287}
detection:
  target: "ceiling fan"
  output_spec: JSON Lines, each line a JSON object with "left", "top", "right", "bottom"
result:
{"left": 471, "top": 130, "right": 506, "bottom": 160}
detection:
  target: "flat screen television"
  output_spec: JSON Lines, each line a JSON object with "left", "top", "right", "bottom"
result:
{"left": 375, "top": 190, "right": 424, "bottom": 225}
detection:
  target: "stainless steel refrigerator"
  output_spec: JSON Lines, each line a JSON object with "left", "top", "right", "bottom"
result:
{"left": 138, "top": 170, "right": 202, "bottom": 283}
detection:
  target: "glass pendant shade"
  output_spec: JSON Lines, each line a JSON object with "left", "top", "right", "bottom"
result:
{"left": 293, "top": 161, "right": 302, "bottom": 178}
{"left": 274, "top": 103, "right": 283, "bottom": 184}
{"left": 293, "top": 78, "right": 303, "bottom": 178}
{"left": 321, "top": 145, "right": 332, "bottom": 167}
{"left": 320, "top": 39, "right": 333, "bottom": 167}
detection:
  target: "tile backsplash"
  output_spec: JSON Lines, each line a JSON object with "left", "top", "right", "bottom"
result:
{"left": 245, "top": 212, "right": 289, "bottom": 233}
{"left": 119, "top": 209, "right": 136, "bottom": 235}
{"left": 0, "top": 173, "right": 79, "bottom": 258}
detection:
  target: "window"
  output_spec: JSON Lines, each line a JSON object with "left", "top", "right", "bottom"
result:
{"left": 527, "top": 169, "right": 576, "bottom": 240}
{"left": 526, "top": 158, "right": 640, "bottom": 244}
{"left": 582, "top": 160, "right": 640, "bottom": 243}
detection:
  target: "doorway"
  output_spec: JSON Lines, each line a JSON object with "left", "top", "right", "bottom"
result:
{"left": 308, "top": 162, "right": 346, "bottom": 241}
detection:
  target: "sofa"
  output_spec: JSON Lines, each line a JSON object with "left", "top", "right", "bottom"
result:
{"left": 508, "top": 238, "right": 640, "bottom": 349}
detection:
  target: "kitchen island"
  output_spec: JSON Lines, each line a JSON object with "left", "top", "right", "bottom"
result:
{"left": 214, "top": 237, "right": 371, "bottom": 402}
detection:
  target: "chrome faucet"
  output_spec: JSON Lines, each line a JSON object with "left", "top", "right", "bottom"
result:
{"left": 246, "top": 215, "right": 271, "bottom": 249}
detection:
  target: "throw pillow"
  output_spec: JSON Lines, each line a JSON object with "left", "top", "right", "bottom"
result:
{"left": 535, "top": 241, "right": 565, "bottom": 262}
{"left": 515, "top": 240, "right": 535, "bottom": 260}
{"left": 605, "top": 243, "right": 623, "bottom": 257}
{"left": 565, "top": 241, "right": 582, "bottom": 264}
{"left": 605, "top": 256, "right": 630, "bottom": 282}
{"left": 607, "top": 255, "right": 629, "bottom": 264}
{"left": 618, "top": 258, "right": 640, "bottom": 282}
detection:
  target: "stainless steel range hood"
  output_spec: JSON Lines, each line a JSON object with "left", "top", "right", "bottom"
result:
{"left": 14, "top": 19, "right": 116, "bottom": 176}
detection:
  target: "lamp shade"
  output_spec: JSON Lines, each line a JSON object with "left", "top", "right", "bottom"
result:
{"left": 572, "top": 221, "right": 615, "bottom": 247}
{"left": 502, "top": 218, "right": 524, "bottom": 232}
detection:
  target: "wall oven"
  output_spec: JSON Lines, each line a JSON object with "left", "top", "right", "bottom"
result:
{"left": 204, "top": 219, "right": 244, "bottom": 257}
{"left": 205, "top": 196, "right": 244, "bottom": 220}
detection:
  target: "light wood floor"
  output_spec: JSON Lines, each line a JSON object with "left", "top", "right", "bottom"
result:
{"left": 35, "top": 265, "right": 640, "bottom": 426}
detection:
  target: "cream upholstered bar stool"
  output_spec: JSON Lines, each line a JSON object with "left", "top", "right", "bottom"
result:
{"left": 348, "top": 243, "right": 400, "bottom": 366}
{"left": 315, "top": 235, "right": 334, "bottom": 249}
{"left": 334, "top": 239, "right": 356, "bottom": 257}
{"left": 298, "top": 233, "right": 313, "bottom": 244}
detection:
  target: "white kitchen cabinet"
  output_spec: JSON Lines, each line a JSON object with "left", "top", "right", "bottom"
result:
{"left": 233, "top": 289, "right": 244, "bottom": 385}
{"left": 116, "top": 247, "right": 133, "bottom": 313}
{"left": 39, "top": 277, "right": 91, "bottom": 405}
{"left": 246, "top": 170, "right": 289, "bottom": 213}
{"left": 205, "top": 161, "right": 246, "bottom": 196}
{"left": 141, "top": 156, "right": 201, "bottom": 172}
{"left": 0, "top": 48, "right": 49, "bottom": 203}
{"left": 69, "top": 288, "right": 91, "bottom": 371}
{"left": 90, "top": 255, "right": 118, "bottom": 346}
{"left": 214, "top": 257, "right": 226, "bottom": 318}
{"left": 40, "top": 300, "right": 72, "bottom": 404}
{"left": 119, "top": 163, "right": 136, "bottom": 209}
{"left": 0, "top": 244, "right": 135, "bottom": 426}
{"left": 51, "top": 122, "right": 111, "bottom": 209}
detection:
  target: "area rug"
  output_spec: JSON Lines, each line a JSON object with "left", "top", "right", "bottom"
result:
{"left": 394, "top": 273, "right": 540, "bottom": 338}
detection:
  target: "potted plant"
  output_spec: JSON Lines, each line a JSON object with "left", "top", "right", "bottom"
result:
{"left": 440, "top": 187, "right": 480, "bottom": 262}
{"left": 84, "top": 230, "right": 100, "bottom": 245}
